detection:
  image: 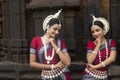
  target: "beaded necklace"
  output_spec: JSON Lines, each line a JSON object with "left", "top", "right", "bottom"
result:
{"left": 98, "top": 39, "right": 108, "bottom": 62}
{"left": 42, "top": 36, "right": 65, "bottom": 79}
{"left": 43, "top": 36, "right": 55, "bottom": 64}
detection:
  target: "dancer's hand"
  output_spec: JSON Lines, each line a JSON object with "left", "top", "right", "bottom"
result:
{"left": 49, "top": 38, "right": 58, "bottom": 50}
{"left": 87, "top": 63, "right": 96, "bottom": 71}
{"left": 95, "top": 38, "right": 102, "bottom": 47}
{"left": 54, "top": 61, "right": 65, "bottom": 69}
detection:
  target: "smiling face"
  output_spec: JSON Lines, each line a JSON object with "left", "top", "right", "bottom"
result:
{"left": 47, "top": 24, "right": 61, "bottom": 38}
{"left": 45, "top": 18, "right": 61, "bottom": 38}
{"left": 91, "top": 25, "right": 104, "bottom": 39}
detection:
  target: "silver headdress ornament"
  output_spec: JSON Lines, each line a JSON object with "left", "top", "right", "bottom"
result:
{"left": 91, "top": 14, "right": 110, "bottom": 35}
{"left": 43, "top": 9, "right": 62, "bottom": 31}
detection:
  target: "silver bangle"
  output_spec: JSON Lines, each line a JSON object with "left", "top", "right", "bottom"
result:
{"left": 101, "top": 62, "right": 105, "bottom": 67}
{"left": 56, "top": 48, "right": 60, "bottom": 53}
{"left": 51, "top": 64, "right": 54, "bottom": 70}
{"left": 92, "top": 51, "right": 97, "bottom": 55}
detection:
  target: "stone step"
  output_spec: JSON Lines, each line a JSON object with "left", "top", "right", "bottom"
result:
{"left": 0, "top": 61, "right": 120, "bottom": 80}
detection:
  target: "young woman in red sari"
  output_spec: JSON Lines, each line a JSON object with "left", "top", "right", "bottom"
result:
{"left": 29, "top": 9, "right": 71, "bottom": 80}
{"left": 82, "top": 15, "right": 117, "bottom": 80}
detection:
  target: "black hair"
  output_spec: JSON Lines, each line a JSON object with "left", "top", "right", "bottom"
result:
{"left": 92, "top": 21, "right": 104, "bottom": 29}
{"left": 48, "top": 18, "right": 61, "bottom": 27}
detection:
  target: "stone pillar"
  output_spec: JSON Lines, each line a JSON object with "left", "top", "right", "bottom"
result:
{"left": 2, "top": 0, "right": 28, "bottom": 62}
{"left": 110, "top": 0, "right": 120, "bottom": 67}
{"left": 64, "top": 9, "right": 76, "bottom": 50}
{"left": 110, "top": 0, "right": 120, "bottom": 38}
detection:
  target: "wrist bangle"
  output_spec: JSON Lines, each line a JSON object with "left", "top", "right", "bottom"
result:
{"left": 51, "top": 64, "right": 54, "bottom": 70}
{"left": 92, "top": 51, "right": 97, "bottom": 55}
{"left": 101, "top": 62, "right": 105, "bottom": 67}
{"left": 56, "top": 48, "right": 60, "bottom": 53}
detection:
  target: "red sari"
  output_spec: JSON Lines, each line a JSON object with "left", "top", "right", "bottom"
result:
{"left": 82, "top": 39, "right": 117, "bottom": 80}
{"left": 30, "top": 36, "right": 70, "bottom": 80}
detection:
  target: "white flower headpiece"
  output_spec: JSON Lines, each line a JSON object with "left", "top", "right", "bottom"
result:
{"left": 43, "top": 9, "right": 62, "bottom": 31}
{"left": 91, "top": 14, "right": 110, "bottom": 35}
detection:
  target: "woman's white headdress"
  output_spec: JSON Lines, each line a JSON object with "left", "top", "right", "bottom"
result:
{"left": 91, "top": 14, "right": 110, "bottom": 35}
{"left": 43, "top": 9, "right": 62, "bottom": 31}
